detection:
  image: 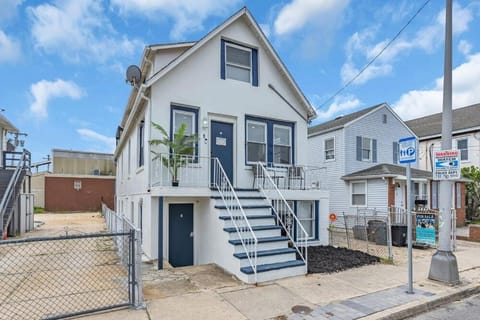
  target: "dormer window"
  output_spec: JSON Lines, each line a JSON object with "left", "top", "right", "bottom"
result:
{"left": 221, "top": 40, "right": 258, "bottom": 86}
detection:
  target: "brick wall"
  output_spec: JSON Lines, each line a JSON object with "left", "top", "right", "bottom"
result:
{"left": 45, "top": 176, "right": 115, "bottom": 212}
{"left": 387, "top": 178, "right": 395, "bottom": 207}
{"left": 469, "top": 225, "right": 480, "bottom": 242}
{"left": 455, "top": 182, "right": 466, "bottom": 227}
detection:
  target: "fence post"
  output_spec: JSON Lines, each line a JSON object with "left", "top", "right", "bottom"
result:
{"left": 342, "top": 212, "right": 350, "bottom": 248}
{"left": 386, "top": 213, "right": 393, "bottom": 260}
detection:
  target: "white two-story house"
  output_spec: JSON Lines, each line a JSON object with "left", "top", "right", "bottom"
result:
{"left": 115, "top": 8, "right": 329, "bottom": 283}
{"left": 307, "top": 103, "right": 431, "bottom": 217}
{"left": 405, "top": 103, "right": 479, "bottom": 225}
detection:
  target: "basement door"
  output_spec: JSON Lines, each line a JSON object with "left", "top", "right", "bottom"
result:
{"left": 210, "top": 121, "right": 234, "bottom": 184}
{"left": 168, "top": 203, "right": 194, "bottom": 267}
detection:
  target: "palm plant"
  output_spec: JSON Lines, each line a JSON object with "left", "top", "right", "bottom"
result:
{"left": 150, "top": 122, "right": 198, "bottom": 186}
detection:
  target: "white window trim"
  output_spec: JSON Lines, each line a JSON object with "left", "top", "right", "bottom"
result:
{"left": 350, "top": 181, "right": 367, "bottom": 207}
{"left": 225, "top": 42, "right": 252, "bottom": 83}
{"left": 137, "top": 120, "right": 145, "bottom": 168}
{"left": 297, "top": 200, "right": 316, "bottom": 240}
{"left": 361, "top": 137, "right": 372, "bottom": 162}
{"left": 246, "top": 120, "right": 267, "bottom": 164}
{"left": 456, "top": 138, "right": 469, "bottom": 162}
{"left": 273, "top": 124, "right": 292, "bottom": 166}
{"left": 324, "top": 137, "right": 335, "bottom": 162}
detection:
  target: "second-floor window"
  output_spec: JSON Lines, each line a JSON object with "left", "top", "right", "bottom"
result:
{"left": 171, "top": 105, "right": 198, "bottom": 157}
{"left": 273, "top": 125, "right": 292, "bottom": 165}
{"left": 324, "top": 137, "right": 335, "bottom": 161}
{"left": 221, "top": 40, "right": 258, "bottom": 86}
{"left": 356, "top": 136, "right": 377, "bottom": 162}
{"left": 246, "top": 120, "right": 267, "bottom": 163}
{"left": 457, "top": 138, "right": 468, "bottom": 161}
{"left": 138, "top": 120, "right": 144, "bottom": 167}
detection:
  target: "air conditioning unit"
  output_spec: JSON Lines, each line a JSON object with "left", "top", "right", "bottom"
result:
{"left": 93, "top": 169, "right": 100, "bottom": 175}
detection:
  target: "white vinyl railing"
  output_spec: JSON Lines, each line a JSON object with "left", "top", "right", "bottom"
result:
{"left": 151, "top": 153, "right": 211, "bottom": 187}
{"left": 212, "top": 158, "right": 258, "bottom": 282}
{"left": 255, "top": 162, "right": 308, "bottom": 267}
{"left": 252, "top": 164, "right": 326, "bottom": 190}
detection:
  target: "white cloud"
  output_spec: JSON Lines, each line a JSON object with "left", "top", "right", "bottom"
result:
{"left": 273, "top": 0, "right": 349, "bottom": 36}
{"left": 0, "top": 30, "right": 20, "bottom": 63}
{"left": 313, "top": 95, "right": 362, "bottom": 121}
{"left": 341, "top": 2, "right": 475, "bottom": 85}
{"left": 458, "top": 40, "right": 472, "bottom": 56}
{"left": 77, "top": 129, "right": 115, "bottom": 153}
{"left": 110, "top": 0, "right": 241, "bottom": 40}
{"left": 28, "top": 0, "right": 143, "bottom": 63}
{"left": 393, "top": 52, "right": 480, "bottom": 120}
{"left": 29, "top": 79, "right": 83, "bottom": 119}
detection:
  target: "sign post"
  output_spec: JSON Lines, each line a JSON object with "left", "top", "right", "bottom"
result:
{"left": 399, "top": 136, "right": 417, "bottom": 294}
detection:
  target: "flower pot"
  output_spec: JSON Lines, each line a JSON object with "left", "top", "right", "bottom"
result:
{"left": 172, "top": 180, "right": 179, "bottom": 187}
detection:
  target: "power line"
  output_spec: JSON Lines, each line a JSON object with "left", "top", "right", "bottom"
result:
{"left": 316, "top": 0, "right": 433, "bottom": 111}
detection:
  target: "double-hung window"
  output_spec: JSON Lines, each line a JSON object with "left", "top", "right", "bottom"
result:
{"left": 351, "top": 181, "right": 367, "bottom": 206}
{"left": 297, "top": 200, "right": 317, "bottom": 240}
{"left": 246, "top": 116, "right": 294, "bottom": 165}
{"left": 138, "top": 120, "right": 144, "bottom": 167}
{"left": 457, "top": 138, "right": 468, "bottom": 161}
{"left": 325, "top": 137, "right": 335, "bottom": 161}
{"left": 221, "top": 40, "right": 258, "bottom": 86}
{"left": 171, "top": 105, "right": 198, "bottom": 157}
{"left": 356, "top": 136, "right": 377, "bottom": 162}
{"left": 362, "top": 137, "right": 371, "bottom": 161}
{"left": 273, "top": 125, "right": 292, "bottom": 165}
{"left": 246, "top": 120, "right": 267, "bottom": 163}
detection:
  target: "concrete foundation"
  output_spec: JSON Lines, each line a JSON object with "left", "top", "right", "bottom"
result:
{"left": 428, "top": 250, "right": 460, "bottom": 284}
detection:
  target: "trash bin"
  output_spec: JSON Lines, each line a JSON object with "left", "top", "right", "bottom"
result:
{"left": 353, "top": 225, "right": 367, "bottom": 240}
{"left": 375, "top": 225, "right": 387, "bottom": 245}
{"left": 367, "top": 220, "right": 386, "bottom": 242}
{"left": 391, "top": 224, "right": 407, "bottom": 247}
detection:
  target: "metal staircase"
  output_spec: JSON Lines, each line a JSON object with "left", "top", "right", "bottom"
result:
{"left": 0, "top": 150, "right": 31, "bottom": 239}
{"left": 211, "top": 159, "right": 307, "bottom": 283}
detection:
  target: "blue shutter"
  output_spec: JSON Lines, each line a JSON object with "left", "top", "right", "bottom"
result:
{"left": 356, "top": 136, "right": 362, "bottom": 161}
{"left": 393, "top": 142, "right": 398, "bottom": 164}
{"left": 220, "top": 39, "right": 226, "bottom": 80}
{"left": 372, "top": 139, "right": 377, "bottom": 163}
{"left": 252, "top": 48, "right": 258, "bottom": 87}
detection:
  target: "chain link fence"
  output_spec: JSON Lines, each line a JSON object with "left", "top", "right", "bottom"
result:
{"left": 0, "top": 232, "right": 135, "bottom": 320}
{"left": 328, "top": 207, "right": 458, "bottom": 262}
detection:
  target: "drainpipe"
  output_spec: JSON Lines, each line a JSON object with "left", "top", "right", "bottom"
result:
{"left": 140, "top": 92, "right": 152, "bottom": 190}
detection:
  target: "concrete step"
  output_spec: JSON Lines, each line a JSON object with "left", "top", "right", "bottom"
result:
{"left": 234, "top": 248, "right": 297, "bottom": 267}
{"left": 229, "top": 236, "right": 289, "bottom": 253}
{"left": 215, "top": 205, "right": 272, "bottom": 216}
{"left": 219, "top": 215, "right": 276, "bottom": 228}
{"left": 243, "top": 261, "right": 306, "bottom": 283}
{"left": 223, "top": 225, "right": 282, "bottom": 240}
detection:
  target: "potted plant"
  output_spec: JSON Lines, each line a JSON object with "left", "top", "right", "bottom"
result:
{"left": 150, "top": 122, "right": 198, "bottom": 187}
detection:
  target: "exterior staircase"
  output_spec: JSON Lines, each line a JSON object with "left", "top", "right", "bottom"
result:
{"left": 1, "top": 168, "right": 26, "bottom": 237}
{"left": 211, "top": 188, "right": 306, "bottom": 283}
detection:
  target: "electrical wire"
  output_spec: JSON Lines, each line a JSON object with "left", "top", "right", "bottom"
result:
{"left": 316, "top": 0, "right": 433, "bottom": 111}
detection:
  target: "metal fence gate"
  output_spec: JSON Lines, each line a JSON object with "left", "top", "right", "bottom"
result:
{"left": 0, "top": 231, "right": 141, "bottom": 320}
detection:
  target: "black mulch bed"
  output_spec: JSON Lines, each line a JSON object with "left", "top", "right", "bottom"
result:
{"left": 303, "top": 245, "right": 380, "bottom": 274}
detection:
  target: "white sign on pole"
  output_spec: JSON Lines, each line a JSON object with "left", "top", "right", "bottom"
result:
{"left": 433, "top": 150, "right": 460, "bottom": 180}
{"left": 399, "top": 136, "right": 417, "bottom": 164}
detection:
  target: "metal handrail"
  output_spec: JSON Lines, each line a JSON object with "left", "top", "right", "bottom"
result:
{"left": 255, "top": 162, "right": 308, "bottom": 267}
{"left": 212, "top": 158, "right": 258, "bottom": 282}
{"left": 1, "top": 150, "right": 30, "bottom": 237}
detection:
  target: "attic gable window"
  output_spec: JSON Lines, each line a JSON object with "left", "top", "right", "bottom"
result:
{"left": 221, "top": 40, "right": 258, "bottom": 86}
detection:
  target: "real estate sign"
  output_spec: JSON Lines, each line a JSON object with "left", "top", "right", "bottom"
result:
{"left": 433, "top": 150, "right": 460, "bottom": 180}
{"left": 416, "top": 213, "right": 436, "bottom": 245}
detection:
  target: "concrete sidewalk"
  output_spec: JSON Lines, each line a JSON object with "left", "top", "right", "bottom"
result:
{"left": 79, "top": 240, "right": 480, "bottom": 320}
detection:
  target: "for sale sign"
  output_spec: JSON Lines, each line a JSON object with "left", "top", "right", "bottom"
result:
{"left": 433, "top": 150, "right": 460, "bottom": 180}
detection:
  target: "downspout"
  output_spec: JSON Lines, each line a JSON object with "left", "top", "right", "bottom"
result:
{"left": 140, "top": 91, "right": 152, "bottom": 190}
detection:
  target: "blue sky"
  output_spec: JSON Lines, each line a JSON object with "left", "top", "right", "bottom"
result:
{"left": 1, "top": 0, "right": 479, "bottom": 163}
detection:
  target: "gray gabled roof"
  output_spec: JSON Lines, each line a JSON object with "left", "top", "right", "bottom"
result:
{"left": 308, "top": 103, "right": 384, "bottom": 136}
{"left": 342, "top": 163, "right": 432, "bottom": 180}
{"left": 405, "top": 103, "right": 480, "bottom": 139}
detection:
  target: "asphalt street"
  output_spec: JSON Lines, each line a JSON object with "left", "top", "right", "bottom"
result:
{"left": 410, "top": 293, "right": 480, "bottom": 320}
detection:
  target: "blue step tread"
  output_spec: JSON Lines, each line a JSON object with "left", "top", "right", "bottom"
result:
{"left": 219, "top": 215, "right": 274, "bottom": 220}
{"left": 233, "top": 247, "right": 297, "bottom": 259}
{"left": 211, "top": 196, "right": 266, "bottom": 200}
{"left": 223, "top": 225, "right": 281, "bottom": 233}
{"left": 228, "top": 236, "right": 288, "bottom": 246}
{"left": 240, "top": 260, "right": 305, "bottom": 274}
{"left": 215, "top": 204, "right": 271, "bottom": 210}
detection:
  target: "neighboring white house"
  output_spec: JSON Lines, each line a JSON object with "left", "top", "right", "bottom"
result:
{"left": 307, "top": 103, "right": 429, "bottom": 216}
{"left": 405, "top": 103, "right": 480, "bottom": 172}
{"left": 115, "top": 8, "right": 329, "bottom": 283}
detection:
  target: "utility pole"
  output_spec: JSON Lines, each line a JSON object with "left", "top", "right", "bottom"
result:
{"left": 428, "top": 0, "right": 460, "bottom": 284}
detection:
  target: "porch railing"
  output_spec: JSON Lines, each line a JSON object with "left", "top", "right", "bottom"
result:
{"left": 212, "top": 158, "right": 258, "bottom": 282}
{"left": 151, "top": 153, "right": 210, "bottom": 188}
{"left": 255, "top": 162, "right": 308, "bottom": 267}
{"left": 253, "top": 164, "right": 326, "bottom": 190}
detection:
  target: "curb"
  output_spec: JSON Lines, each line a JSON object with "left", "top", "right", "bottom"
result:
{"left": 376, "top": 284, "right": 480, "bottom": 320}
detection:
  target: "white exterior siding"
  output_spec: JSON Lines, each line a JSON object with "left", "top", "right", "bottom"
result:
{"left": 366, "top": 179, "right": 389, "bottom": 211}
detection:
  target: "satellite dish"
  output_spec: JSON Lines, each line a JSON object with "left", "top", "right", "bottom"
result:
{"left": 126, "top": 65, "right": 142, "bottom": 87}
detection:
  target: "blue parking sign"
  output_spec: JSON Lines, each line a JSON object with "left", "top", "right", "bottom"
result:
{"left": 399, "top": 136, "right": 417, "bottom": 164}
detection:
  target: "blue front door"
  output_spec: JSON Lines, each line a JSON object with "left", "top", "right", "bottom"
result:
{"left": 168, "top": 203, "right": 194, "bottom": 267}
{"left": 210, "top": 121, "right": 234, "bottom": 184}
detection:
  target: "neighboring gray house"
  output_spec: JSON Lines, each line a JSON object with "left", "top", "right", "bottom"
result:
{"left": 405, "top": 103, "right": 480, "bottom": 172}
{"left": 307, "top": 103, "right": 424, "bottom": 215}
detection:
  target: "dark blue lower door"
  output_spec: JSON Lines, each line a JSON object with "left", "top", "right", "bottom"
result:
{"left": 210, "top": 121, "right": 234, "bottom": 184}
{"left": 168, "top": 203, "right": 193, "bottom": 267}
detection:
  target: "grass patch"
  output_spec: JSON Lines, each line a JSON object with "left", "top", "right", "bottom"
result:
{"left": 34, "top": 207, "right": 46, "bottom": 214}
